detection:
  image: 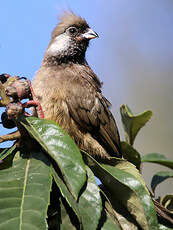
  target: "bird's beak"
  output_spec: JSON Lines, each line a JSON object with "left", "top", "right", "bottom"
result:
{"left": 82, "top": 28, "right": 99, "bottom": 40}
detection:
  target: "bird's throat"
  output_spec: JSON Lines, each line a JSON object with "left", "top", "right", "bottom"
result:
{"left": 43, "top": 34, "right": 88, "bottom": 66}
{"left": 43, "top": 53, "right": 87, "bottom": 66}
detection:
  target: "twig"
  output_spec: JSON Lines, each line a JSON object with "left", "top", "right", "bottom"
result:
{"left": 152, "top": 198, "right": 173, "bottom": 225}
{"left": 0, "top": 130, "right": 21, "bottom": 143}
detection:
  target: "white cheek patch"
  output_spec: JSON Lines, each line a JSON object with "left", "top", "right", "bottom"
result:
{"left": 46, "top": 34, "right": 70, "bottom": 56}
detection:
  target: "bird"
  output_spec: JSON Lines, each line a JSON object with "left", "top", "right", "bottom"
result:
{"left": 32, "top": 11, "right": 122, "bottom": 160}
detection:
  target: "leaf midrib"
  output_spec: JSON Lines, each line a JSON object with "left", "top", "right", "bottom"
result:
{"left": 19, "top": 159, "right": 30, "bottom": 230}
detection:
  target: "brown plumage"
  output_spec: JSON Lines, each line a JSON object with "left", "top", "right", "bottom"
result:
{"left": 32, "top": 12, "right": 122, "bottom": 160}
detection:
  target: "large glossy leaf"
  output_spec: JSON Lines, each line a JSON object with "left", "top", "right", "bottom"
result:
{"left": 83, "top": 152, "right": 158, "bottom": 230}
{"left": 101, "top": 217, "right": 121, "bottom": 230}
{"left": 78, "top": 166, "right": 102, "bottom": 230}
{"left": 99, "top": 184, "right": 124, "bottom": 230}
{"left": 101, "top": 210, "right": 121, "bottom": 230}
{"left": 51, "top": 166, "right": 82, "bottom": 228}
{"left": 106, "top": 201, "right": 138, "bottom": 230}
{"left": 120, "top": 104, "right": 152, "bottom": 145}
{"left": 141, "top": 153, "right": 173, "bottom": 170}
{"left": 99, "top": 185, "right": 127, "bottom": 230}
{"left": 121, "top": 141, "right": 141, "bottom": 169}
{"left": 0, "top": 150, "right": 51, "bottom": 230}
{"left": 151, "top": 171, "right": 173, "bottom": 193}
{"left": 60, "top": 197, "right": 77, "bottom": 230}
{"left": 113, "top": 160, "right": 148, "bottom": 191}
{"left": 0, "top": 145, "right": 17, "bottom": 170}
{"left": 52, "top": 166, "right": 103, "bottom": 230}
{"left": 48, "top": 183, "right": 80, "bottom": 230}
{"left": 101, "top": 164, "right": 158, "bottom": 230}
{"left": 20, "top": 116, "right": 86, "bottom": 200}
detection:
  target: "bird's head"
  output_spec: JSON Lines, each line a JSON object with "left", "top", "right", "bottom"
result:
{"left": 44, "top": 12, "right": 98, "bottom": 65}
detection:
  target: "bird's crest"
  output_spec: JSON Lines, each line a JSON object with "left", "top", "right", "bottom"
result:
{"left": 52, "top": 11, "right": 89, "bottom": 38}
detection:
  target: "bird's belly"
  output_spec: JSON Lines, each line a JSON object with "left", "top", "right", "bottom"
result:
{"left": 32, "top": 80, "right": 110, "bottom": 160}
{"left": 38, "top": 95, "right": 70, "bottom": 130}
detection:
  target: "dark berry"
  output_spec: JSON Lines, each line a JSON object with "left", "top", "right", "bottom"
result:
{"left": 1, "top": 112, "right": 16, "bottom": 129}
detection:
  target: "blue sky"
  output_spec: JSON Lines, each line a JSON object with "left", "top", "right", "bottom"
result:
{"left": 0, "top": 0, "right": 173, "bottom": 193}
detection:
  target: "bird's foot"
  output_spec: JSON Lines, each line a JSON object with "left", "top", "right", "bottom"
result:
{"left": 26, "top": 81, "right": 44, "bottom": 118}
{"left": 23, "top": 100, "right": 44, "bottom": 118}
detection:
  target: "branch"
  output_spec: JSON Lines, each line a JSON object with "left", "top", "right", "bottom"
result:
{"left": 0, "top": 131, "right": 21, "bottom": 143}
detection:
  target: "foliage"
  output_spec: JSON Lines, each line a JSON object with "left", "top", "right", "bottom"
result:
{"left": 0, "top": 104, "right": 172, "bottom": 230}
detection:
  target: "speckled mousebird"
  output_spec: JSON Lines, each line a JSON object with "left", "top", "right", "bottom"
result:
{"left": 32, "top": 12, "right": 122, "bottom": 160}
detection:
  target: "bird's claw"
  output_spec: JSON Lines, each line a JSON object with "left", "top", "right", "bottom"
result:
{"left": 23, "top": 100, "right": 44, "bottom": 118}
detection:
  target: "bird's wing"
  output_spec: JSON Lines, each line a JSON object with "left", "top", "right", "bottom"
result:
{"left": 66, "top": 68, "right": 121, "bottom": 158}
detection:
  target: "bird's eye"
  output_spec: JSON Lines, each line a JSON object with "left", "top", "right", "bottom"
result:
{"left": 67, "top": 27, "right": 78, "bottom": 35}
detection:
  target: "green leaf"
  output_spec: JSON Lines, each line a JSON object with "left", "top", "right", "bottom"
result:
{"left": 0, "top": 148, "right": 9, "bottom": 159}
{"left": 113, "top": 160, "right": 148, "bottom": 191}
{"left": 0, "top": 145, "right": 17, "bottom": 170}
{"left": 52, "top": 166, "right": 103, "bottom": 230}
{"left": 51, "top": 166, "right": 82, "bottom": 228}
{"left": 0, "top": 150, "right": 51, "bottom": 230}
{"left": 121, "top": 141, "right": 141, "bottom": 169}
{"left": 99, "top": 185, "right": 126, "bottom": 230}
{"left": 160, "top": 194, "right": 173, "bottom": 213}
{"left": 159, "top": 224, "right": 173, "bottom": 230}
{"left": 141, "top": 153, "right": 173, "bottom": 170}
{"left": 78, "top": 166, "right": 102, "bottom": 230}
{"left": 101, "top": 164, "right": 158, "bottom": 230}
{"left": 103, "top": 196, "right": 128, "bottom": 230}
{"left": 83, "top": 152, "right": 158, "bottom": 230}
{"left": 151, "top": 171, "right": 173, "bottom": 193}
{"left": 0, "top": 145, "right": 16, "bottom": 160}
{"left": 120, "top": 104, "right": 152, "bottom": 145}
{"left": 20, "top": 116, "right": 86, "bottom": 200}
{"left": 60, "top": 197, "right": 77, "bottom": 230}
{"left": 105, "top": 200, "right": 138, "bottom": 230}
{"left": 101, "top": 214, "right": 121, "bottom": 230}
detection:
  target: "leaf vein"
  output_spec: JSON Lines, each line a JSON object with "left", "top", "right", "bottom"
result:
{"left": 19, "top": 159, "right": 30, "bottom": 230}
